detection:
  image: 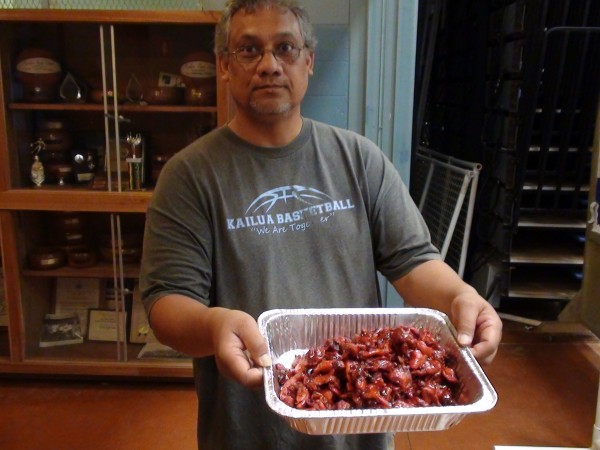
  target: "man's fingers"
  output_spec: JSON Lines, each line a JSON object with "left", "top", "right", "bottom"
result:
{"left": 244, "top": 367, "right": 266, "bottom": 389}
{"left": 243, "top": 349, "right": 272, "bottom": 368}
{"left": 470, "top": 316, "right": 503, "bottom": 365}
{"left": 236, "top": 316, "right": 271, "bottom": 367}
{"left": 470, "top": 341, "right": 498, "bottom": 366}
{"left": 450, "top": 300, "right": 478, "bottom": 347}
{"left": 449, "top": 294, "right": 503, "bottom": 366}
{"left": 257, "top": 353, "right": 272, "bottom": 367}
{"left": 214, "top": 311, "right": 272, "bottom": 389}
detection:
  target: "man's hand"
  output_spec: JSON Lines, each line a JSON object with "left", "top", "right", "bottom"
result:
{"left": 392, "top": 260, "right": 503, "bottom": 366}
{"left": 449, "top": 291, "right": 503, "bottom": 365}
{"left": 210, "top": 308, "right": 272, "bottom": 389}
{"left": 148, "top": 296, "right": 271, "bottom": 389}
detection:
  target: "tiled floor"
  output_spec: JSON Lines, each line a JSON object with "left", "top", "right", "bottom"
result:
{"left": 0, "top": 320, "right": 598, "bottom": 450}
{"left": 396, "top": 321, "right": 600, "bottom": 450}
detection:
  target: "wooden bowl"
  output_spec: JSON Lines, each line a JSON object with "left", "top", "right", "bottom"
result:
{"left": 184, "top": 84, "right": 216, "bottom": 106}
{"left": 144, "top": 86, "right": 185, "bottom": 105}
{"left": 28, "top": 246, "right": 67, "bottom": 270}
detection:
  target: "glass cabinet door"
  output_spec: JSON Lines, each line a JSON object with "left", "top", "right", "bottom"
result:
{"left": 0, "top": 10, "right": 222, "bottom": 376}
{"left": 20, "top": 211, "right": 143, "bottom": 363}
{"left": 3, "top": 20, "right": 218, "bottom": 193}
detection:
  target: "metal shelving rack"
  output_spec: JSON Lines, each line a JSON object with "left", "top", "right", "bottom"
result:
{"left": 414, "top": 0, "right": 600, "bottom": 320}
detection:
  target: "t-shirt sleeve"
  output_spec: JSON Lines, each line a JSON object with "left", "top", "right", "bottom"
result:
{"left": 139, "top": 148, "right": 213, "bottom": 315}
{"left": 360, "top": 138, "right": 441, "bottom": 282}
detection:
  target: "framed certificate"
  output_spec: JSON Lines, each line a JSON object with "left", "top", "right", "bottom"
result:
{"left": 87, "top": 309, "right": 127, "bottom": 342}
{"left": 54, "top": 278, "right": 100, "bottom": 334}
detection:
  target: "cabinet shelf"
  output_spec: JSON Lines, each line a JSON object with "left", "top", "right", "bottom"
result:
{"left": 511, "top": 226, "right": 585, "bottom": 265}
{"left": 9, "top": 102, "right": 217, "bottom": 114}
{"left": 23, "top": 262, "right": 140, "bottom": 279}
{"left": 510, "top": 242, "right": 584, "bottom": 265}
{"left": 0, "top": 359, "right": 193, "bottom": 379}
{"left": 508, "top": 267, "right": 580, "bottom": 300}
{"left": 0, "top": 8, "right": 220, "bottom": 25}
{"left": 517, "top": 211, "right": 586, "bottom": 229}
{"left": 0, "top": 189, "right": 151, "bottom": 213}
{"left": 522, "top": 180, "right": 590, "bottom": 192}
{"left": 508, "top": 281, "right": 579, "bottom": 301}
{"left": 509, "top": 212, "right": 585, "bottom": 306}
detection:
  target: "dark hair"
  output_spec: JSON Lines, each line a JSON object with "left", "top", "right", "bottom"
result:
{"left": 214, "top": 0, "right": 317, "bottom": 56}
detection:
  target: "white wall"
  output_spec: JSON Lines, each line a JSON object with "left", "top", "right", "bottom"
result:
{"left": 202, "top": 0, "right": 349, "bottom": 24}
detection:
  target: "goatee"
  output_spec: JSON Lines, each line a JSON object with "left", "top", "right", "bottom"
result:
{"left": 249, "top": 100, "right": 292, "bottom": 115}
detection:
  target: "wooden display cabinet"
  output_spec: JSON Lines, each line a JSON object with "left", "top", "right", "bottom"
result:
{"left": 0, "top": 9, "right": 228, "bottom": 378}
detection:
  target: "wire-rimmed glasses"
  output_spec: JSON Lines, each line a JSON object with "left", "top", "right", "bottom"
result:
{"left": 228, "top": 42, "right": 306, "bottom": 65}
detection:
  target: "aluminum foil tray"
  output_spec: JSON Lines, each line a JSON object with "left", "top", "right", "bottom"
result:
{"left": 258, "top": 307, "right": 497, "bottom": 435}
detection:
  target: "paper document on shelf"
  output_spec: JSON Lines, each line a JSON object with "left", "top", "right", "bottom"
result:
{"left": 54, "top": 278, "right": 100, "bottom": 334}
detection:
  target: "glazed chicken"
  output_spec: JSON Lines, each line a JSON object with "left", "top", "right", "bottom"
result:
{"left": 276, "top": 325, "right": 462, "bottom": 410}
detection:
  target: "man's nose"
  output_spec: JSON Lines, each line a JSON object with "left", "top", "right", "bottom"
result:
{"left": 256, "top": 49, "right": 281, "bottom": 73}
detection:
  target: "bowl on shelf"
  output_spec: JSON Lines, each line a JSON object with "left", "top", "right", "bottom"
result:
{"left": 28, "top": 246, "right": 67, "bottom": 270}
{"left": 144, "top": 86, "right": 185, "bottom": 105}
{"left": 67, "top": 244, "right": 97, "bottom": 268}
{"left": 45, "top": 162, "right": 73, "bottom": 185}
{"left": 36, "top": 118, "right": 72, "bottom": 152}
{"left": 99, "top": 233, "right": 142, "bottom": 263}
{"left": 184, "top": 83, "right": 216, "bottom": 106}
{"left": 89, "top": 89, "right": 123, "bottom": 104}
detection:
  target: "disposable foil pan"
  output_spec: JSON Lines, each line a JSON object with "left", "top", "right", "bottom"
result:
{"left": 258, "top": 307, "right": 497, "bottom": 435}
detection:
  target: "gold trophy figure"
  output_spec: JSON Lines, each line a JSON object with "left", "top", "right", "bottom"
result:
{"left": 30, "top": 138, "right": 46, "bottom": 187}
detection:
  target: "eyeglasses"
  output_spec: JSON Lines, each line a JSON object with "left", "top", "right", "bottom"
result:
{"left": 228, "top": 42, "right": 305, "bottom": 65}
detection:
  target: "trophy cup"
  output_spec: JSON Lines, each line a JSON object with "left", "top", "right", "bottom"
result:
{"left": 126, "top": 133, "right": 143, "bottom": 190}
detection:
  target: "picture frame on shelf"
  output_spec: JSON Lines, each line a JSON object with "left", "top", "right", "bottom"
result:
{"left": 87, "top": 309, "right": 127, "bottom": 342}
{"left": 39, "top": 313, "right": 84, "bottom": 347}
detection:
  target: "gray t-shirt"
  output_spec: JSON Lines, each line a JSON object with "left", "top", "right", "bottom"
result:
{"left": 140, "top": 118, "right": 440, "bottom": 450}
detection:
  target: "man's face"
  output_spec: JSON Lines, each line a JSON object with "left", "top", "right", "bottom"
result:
{"left": 219, "top": 6, "right": 314, "bottom": 120}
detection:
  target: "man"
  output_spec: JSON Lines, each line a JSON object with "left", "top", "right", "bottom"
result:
{"left": 140, "top": 1, "right": 502, "bottom": 449}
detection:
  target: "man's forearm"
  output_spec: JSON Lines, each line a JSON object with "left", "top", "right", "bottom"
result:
{"left": 148, "top": 294, "right": 226, "bottom": 357}
{"left": 392, "top": 259, "right": 478, "bottom": 314}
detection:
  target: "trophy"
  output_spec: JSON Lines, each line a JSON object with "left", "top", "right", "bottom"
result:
{"left": 30, "top": 138, "right": 46, "bottom": 187}
{"left": 126, "top": 74, "right": 143, "bottom": 104}
{"left": 126, "top": 133, "right": 143, "bottom": 190}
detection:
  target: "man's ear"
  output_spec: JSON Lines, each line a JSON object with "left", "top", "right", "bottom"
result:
{"left": 218, "top": 55, "right": 230, "bottom": 82}
{"left": 307, "top": 51, "right": 315, "bottom": 76}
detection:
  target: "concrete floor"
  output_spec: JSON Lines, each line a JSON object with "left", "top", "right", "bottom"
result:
{"left": 0, "top": 320, "right": 598, "bottom": 450}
